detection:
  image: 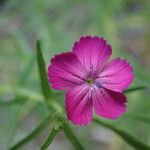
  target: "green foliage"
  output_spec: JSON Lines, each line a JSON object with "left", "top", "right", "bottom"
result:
{"left": 36, "top": 39, "right": 52, "bottom": 100}
{"left": 0, "top": 0, "right": 150, "bottom": 150}
{"left": 93, "top": 117, "right": 150, "bottom": 150}
{"left": 40, "top": 127, "right": 59, "bottom": 150}
{"left": 63, "top": 123, "right": 85, "bottom": 150}
{"left": 124, "top": 86, "right": 148, "bottom": 94}
{"left": 125, "top": 113, "right": 150, "bottom": 124}
{"left": 9, "top": 114, "right": 53, "bottom": 150}
{"left": 40, "top": 121, "right": 64, "bottom": 150}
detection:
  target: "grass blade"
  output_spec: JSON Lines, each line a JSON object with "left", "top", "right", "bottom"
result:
{"left": 124, "top": 86, "right": 148, "bottom": 94}
{"left": 9, "top": 114, "right": 53, "bottom": 150}
{"left": 93, "top": 117, "right": 150, "bottom": 150}
{"left": 63, "top": 123, "right": 85, "bottom": 150}
{"left": 36, "top": 39, "right": 52, "bottom": 100}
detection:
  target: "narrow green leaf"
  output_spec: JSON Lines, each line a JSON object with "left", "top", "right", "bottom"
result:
{"left": 0, "top": 99, "right": 26, "bottom": 107}
{"left": 0, "top": 85, "right": 63, "bottom": 113}
{"left": 19, "top": 54, "right": 35, "bottom": 86}
{"left": 40, "top": 127, "right": 59, "bottom": 150}
{"left": 36, "top": 40, "right": 63, "bottom": 113}
{"left": 93, "top": 117, "right": 150, "bottom": 150}
{"left": 9, "top": 114, "right": 53, "bottom": 150}
{"left": 63, "top": 123, "right": 85, "bottom": 150}
{"left": 11, "top": 29, "right": 31, "bottom": 59}
{"left": 124, "top": 86, "right": 148, "bottom": 94}
{"left": 125, "top": 113, "right": 150, "bottom": 124}
{"left": 36, "top": 39, "right": 52, "bottom": 100}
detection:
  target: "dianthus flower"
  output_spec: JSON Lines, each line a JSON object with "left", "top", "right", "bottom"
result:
{"left": 48, "top": 36, "right": 134, "bottom": 126}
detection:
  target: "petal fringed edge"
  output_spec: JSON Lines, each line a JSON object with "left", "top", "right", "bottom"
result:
{"left": 73, "top": 36, "right": 112, "bottom": 75}
{"left": 92, "top": 88, "right": 127, "bottom": 119}
{"left": 97, "top": 58, "right": 134, "bottom": 92}
{"left": 48, "top": 52, "right": 86, "bottom": 90}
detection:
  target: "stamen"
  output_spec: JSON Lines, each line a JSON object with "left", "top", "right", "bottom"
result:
{"left": 95, "top": 82, "right": 102, "bottom": 88}
{"left": 86, "top": 78, "right": 94, "bottom": 84}
{"left": 88, "top": 86, "right": 94, "bottom": 98}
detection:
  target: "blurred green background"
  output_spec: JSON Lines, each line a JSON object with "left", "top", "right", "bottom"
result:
{"left": 0, "top": 0, "right": 150, "bottom": 150}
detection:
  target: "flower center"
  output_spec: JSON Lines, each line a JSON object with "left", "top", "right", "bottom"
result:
{"left": 86, "top": 78, "right": 94, "bottom": 85}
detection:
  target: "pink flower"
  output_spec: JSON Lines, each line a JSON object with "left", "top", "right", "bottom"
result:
{"left": 48, "top": 36, "right": 134, "bottom": 126}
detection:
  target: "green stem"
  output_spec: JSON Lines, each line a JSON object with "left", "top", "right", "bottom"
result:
{"left": 93, "top": 117, "right": 150, "bottom": 150}
{"left": 63, "top": 123, "right": 85, "bottom": 150}
{"left": 9, "top": 114, "right": 54, "bottom": 150}
{"left": 124, "top": 86, "right": 148, "bottom": 94}
{"left": 40, "top": 127, "right": 60, "bottom": 150}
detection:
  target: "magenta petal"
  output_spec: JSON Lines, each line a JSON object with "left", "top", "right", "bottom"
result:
{"left": 66, "top": 84, "right": 93, "bottom": 126}
{"left": 48, "top": 52, "right": 86, "bottom": 90}
{"left": 73, "top": 36, "right": 112, "bottom": 74}
{"left": 92, "top": 88, "right": 126, "bottom": 119}
{"left": 97, "top": 58, "right": 134, "bottom": 92}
